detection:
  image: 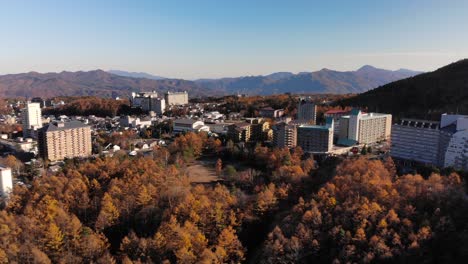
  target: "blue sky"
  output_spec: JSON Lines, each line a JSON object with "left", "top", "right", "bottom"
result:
{"left": 1, "top": 0, "right": 467, "bottom": 79}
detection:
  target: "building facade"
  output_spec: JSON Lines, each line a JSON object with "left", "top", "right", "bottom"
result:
{"left": 390, "top": 114, "right": 467, "bottom": 170}
{"left": 149, "top": 97, "right": 166, "bottom": 114}
{"left": 22, "top": 102, "right": 43, "bottom": 138}
{"left": 272, "top": 122, "right": 297, "bottom": 148}
{"left": 259, "top": 107, "right": 284, "bottom": 118}
{"left": 227, "top": 123, "right": 252, "bottom": 142}
{"left": 338, "top": 109, "right": 392, "bottom": 145}
{"left": 38, "top": 121, "right": 92, "bottom": 162}
{"left": 173, "top": 119, "right": 209, "bottom": 133}
{"left": 297, "top": 118, "right": 334, "bottom": 153}
{"left": 0, "top": 166, "right": 13, "bottom": 198}
{"left": 165, "top": 91, "right": 189, "bottom": 106}
{"left": 391, "top": 119, "right": 445, "bottom": 166}
{"left": 297, "top": 97, "right": 317, "bottom": 124}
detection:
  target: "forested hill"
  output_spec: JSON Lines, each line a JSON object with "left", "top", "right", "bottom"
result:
{"left": 338, "top": 59, "right": 468, "bottom": 120}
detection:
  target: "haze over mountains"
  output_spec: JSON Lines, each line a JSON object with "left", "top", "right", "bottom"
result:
{"left": 0, "top": 66, "right": 421, "bottom": 98}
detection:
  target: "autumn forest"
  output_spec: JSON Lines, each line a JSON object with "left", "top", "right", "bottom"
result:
{"left": 1, "top": 132, "right": 468, "bottom": 263}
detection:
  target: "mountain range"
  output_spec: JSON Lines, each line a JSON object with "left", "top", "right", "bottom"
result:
{"left": 107, "top": 70, "right": 166, "bottom": 80}
{"left": 0, "top": 66, "right": 422, "bottom": 98}
{"left": 339, "top": 59, "right": 468, "bottom": 120}
{"left": 193, "top": 66, "right": 421, "bottom": 95}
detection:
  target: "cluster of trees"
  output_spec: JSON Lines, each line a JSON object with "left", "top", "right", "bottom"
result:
{"left": 44, "top": 97, "right": 129, "bottom": 117}
{"left": 1, "top": 127, "right": 467, "bottom": 263}
{"left": 259, "top": 158, "right": 468, "bottom": 263}
{"left": 0, "top": 132, "right": 296, "bottom": 263}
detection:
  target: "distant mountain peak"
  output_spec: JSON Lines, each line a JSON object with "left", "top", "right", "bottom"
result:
{"left": 357, "top": 65, "right": 379, "bottom": 72}
{"left": 108, "top": 70, "right": 166, "bottom": 80}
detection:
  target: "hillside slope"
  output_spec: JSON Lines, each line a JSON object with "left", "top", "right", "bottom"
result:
{"left": 339, "top": 59, "right": 468, "bottom": 120}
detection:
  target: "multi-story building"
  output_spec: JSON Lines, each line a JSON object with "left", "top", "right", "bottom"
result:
{"left": 22, "top": 102, "right": 43, "bottom": 138}
{"left": 338, "top": 109, "right": 392, "bottom": 145}
{"left": 165, "top": 91, "right": 189, "bottom": 106}
{"left": 227, "top": 123, "right": 252, "bottom": 142}
{"left": 246, "top": 118, "right": 271, "bottom": 141}
{"left": 272, "top": 122, "right": 297, "bottom": 148}
{"left": 149, "top": 97, "right": 166, "bottom": 114}
{"left": 297, "top": 97, "right": 317, "bottom": 124}
{"left": 130, "top": 91, "right": 166, "bottom": 113}
{"left": 131, "top": 91, "right": 158, "bottom": 109}
{"left": 173, "top": 119, "right": 209, "bottom": 133}
{"left": 0, "top": 166, "right": 13, "bottom": 198}
{"left": 297, "top": 118, "right": 334, "bottom": 153}
{"left": 38, "top": 121, "right": 92, "bottom": 162}
{"left": 259, "top": 107, "right": 284, "bottom": 118}
{"left": 442, "top": 114, "right": 468, "bottom": 170}
{"left": 391, "top": 114, "right": 467, "bottom": 170}
{"left": 391, "top": 119, "right": 446, "bottom": 166}
{"left": 324, "top": 109, "right": 350, "bottom": 138}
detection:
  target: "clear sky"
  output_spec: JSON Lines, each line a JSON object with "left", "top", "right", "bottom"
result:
{"left": 1, "top": 0, "right": 467, "bottom": 79}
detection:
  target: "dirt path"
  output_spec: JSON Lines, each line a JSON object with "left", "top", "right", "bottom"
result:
{"left": 185, "top": 162, "right": 220, "bottom": 184}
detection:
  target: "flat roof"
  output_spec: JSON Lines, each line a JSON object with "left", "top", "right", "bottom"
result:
{"left": 43, "top": 121, "right": 89, "bottom": 132}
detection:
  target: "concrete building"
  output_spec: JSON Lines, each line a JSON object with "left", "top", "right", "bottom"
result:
{"left": 246, "top": 118, "right": 271, "bottom": 141}
{"left": 173, "top": 119, "right": 209, "bottom": 133}
{"left": 297, "top": 118, "right": 334, "bottom": 153}
{"left": 165, "top": 91, "right": 189, "bottom": 106}
{"left": 22, "top": 102, "right": 43, "bottom": 138}
{"left": 259, "top": 107, "right": 284, "bottom": 118}
{"left": 130, "top": 91, "right": 166, "bottom": 113}
{"left": 324, "top": 109, "right": 350, "bottom": 138}
{"left": 444, "top": 129, "right": 468, "bottom": 170}
{"left": 149, "top": 97, "right": 165, "bottom": 114}
{"left": 227, "top": 123, "right": 252, "bottom": 142}
{"left": 38, "top": 121, "right": 92, "bottom": 162}
{"left": 391, "top": 119, "right": 446, "bottom": 166}
{"left": 272, "top": 122, "right": 297, "bottom": 148}
{"left": 131, "top": 91, "right": 158, "bottom": 110}
{"left": 297, "top": 97, "right": 317, "bottom": 124}
{"left": 390, "top": 114, "right": 467, "bottom": 170}
{"left": 441, "top": 114, "right": 468, "bottom": 170}
{"left": 0, "top": 166, "right": 13, "bottom": 198}
{"left": 338, "top": 109, "right": 392, "bottom": 145}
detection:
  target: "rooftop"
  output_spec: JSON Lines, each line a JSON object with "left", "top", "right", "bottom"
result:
{"left": 43, "top": 121, "right": 89, "bottom": 132}
{"left": 174, "top": 118, "right": 201, "bottom": 125}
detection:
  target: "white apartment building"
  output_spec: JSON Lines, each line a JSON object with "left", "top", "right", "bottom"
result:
{"left": 272, "top": 122, "right": 297, "bottom": 148}
{"left": 338, "top": 109, "right": 392, "bottom": 145}
{"left": 297, "top": 97, "right": 317, "bottom": 124}
{"left": 173, "top": 119, "right": 209, "bottom": 133}
{"left": 22, "top": 102, "right": 43, "bottom": 138}
{"left": 0, "top": 166, "right": 13, "bottom": 198}
{"left": 165, "top": 91, "right": 189, "bottom": 106}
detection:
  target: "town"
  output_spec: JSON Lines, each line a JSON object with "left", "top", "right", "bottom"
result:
{"left": 0, "top": 91, "right": 466, "bottom": 200}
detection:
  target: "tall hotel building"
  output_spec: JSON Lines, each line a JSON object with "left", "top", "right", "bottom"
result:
{"left": 338, "top": 109, "right": 392, "bottom": 145}
{"left": 391, "top": 114, "right": 467, "bottom": 170}
{"left": 22, "top": 102, "right": 43, "bottom": 138}
{"left": 38, "top": 121, "right": 92, "bottom": 162}
{"left": 165, "top": 91, "right": 189, "bottom": 106}
{"left": 297, "top": 97, "right": 317, "bottom": 124}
